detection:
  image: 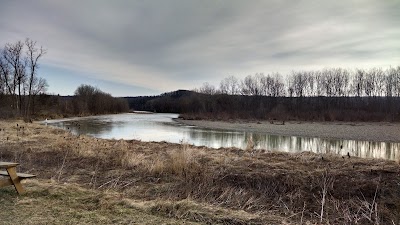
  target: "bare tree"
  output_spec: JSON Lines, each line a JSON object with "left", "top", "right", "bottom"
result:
{"left": 260, "top": 74, "right": 280, "bottom": 96}
{"left": 25, "top": 38, "right": 46, "bottom": 116}
{"left": 364, "top": 68, "right": 380, "bottom": 97}
{"left": 240, "top": 73, "right": 264, "bottom": 96}
{"left": 219, "top": 79, "right": 229, "bottom": 94}
{"left": 73, "top": 84, "right": 128, "bottom": 115}
{"left": 286, "top": 75, "right": 294, "bottom": 97}
{"left": 290, "top": 71, "right": 308, "bottom": 97}
{"left": 3, "top": 41, "right": 25, "bottom": 113}
{"left": 322, "top": 69, "right": 335, "bottom": 97}
{"left": 352, "top": 69, "right": 365, "bottom": 97}
{"left": 331, "top": 68, "right": 349, "bottom": 97}
{"left": 265, "top": 75, "right": 274, "bottom": 96}
{"left": 30, "top": 77, "right": 48, "bottom": 114}
{"left": 305, "top": 71, "right": 315, "bottom": 96}
{"left": 374, "top": 68, "right": 386, "bottom": 97}
{"left": 385, "top": 68, "right": 395, "bottom": 97}
{"left": 219, "top": 75, "right": 239, "bottom": 95}
{"left": 0, "top": 69, "right": 3, "bottom": 95}
{"left": 0, "top": 39, "right": 47, "bottom": 117}
{"left": 386, "top": 67, "right": 400, "bottom": 97}
{"left": 198, "top": 82, "right": 216, "bottom": 95}
{"left": 393, "top": 66, "right": 400, "bottom": 97}
{"left": 240, "top": 75, "right": 255, "bottom": 95}
{"left": 74, "top": 84, "right": 98, "bottom": 114}
{"left": 314, "top": 70, "right": 324, "bottom": 96}
{"left": 271, "top": 73, "right": 285, "bottom": 97}
{"left": 0, "top": 56, "right": 12, "bottom": 95}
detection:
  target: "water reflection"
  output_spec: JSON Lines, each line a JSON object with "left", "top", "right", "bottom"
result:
{"left": 188, "top": 130, "right": 400, "bottom": 160}
{"left": 44, "top": 113, "right": 400, "bottom": 160}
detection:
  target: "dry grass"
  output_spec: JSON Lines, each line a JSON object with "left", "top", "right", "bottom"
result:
{"left": 1, "top": 120, "right": 400, "bottom": 224}
{"left": 0, "top": 180, "right": 199, "bottom": 225}
{"left": 245, "top": 135, "right": 254, "bottom": 151}
{"left": 397, "top": 153, "right": 400, "bottom": 165}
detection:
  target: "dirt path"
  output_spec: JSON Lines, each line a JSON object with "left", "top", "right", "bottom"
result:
{"left": 176, "top": 119, "right": 400, "bottom": 142}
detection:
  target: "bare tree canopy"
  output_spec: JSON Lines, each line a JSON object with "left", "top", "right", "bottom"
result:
{"left": 73, "top": 84, "right": 128, "bottom": 115}
{"left": 196, "top": 67, "right": 400, "bottom": 98}
{"left": 0, "top": 39, "right": 47, "bottom": 117}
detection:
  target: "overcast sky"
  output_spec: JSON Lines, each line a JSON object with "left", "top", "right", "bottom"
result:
{"left": 1, "top": 0, "right": 399, "bottom": 96}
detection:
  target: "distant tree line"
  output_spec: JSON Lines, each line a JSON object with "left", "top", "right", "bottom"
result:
{"left": 0, "top": 39, "right": 48, "bottom": 118}
{"left": 0, "top": 84, "right": 130, "bottom": 119}
{"left": 197, "top": 67, "right": 400, "bottom": 97}
{"left": 127, "top": 67, "right": 400, "bottom": 122}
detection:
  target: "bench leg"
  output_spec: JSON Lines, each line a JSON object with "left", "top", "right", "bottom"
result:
{"left": 6, "top": 167, "right": 25, "bottom": 194}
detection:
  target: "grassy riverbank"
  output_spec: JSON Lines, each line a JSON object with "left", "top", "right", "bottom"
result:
{"left": 1, "top": 120, "right": 399, "bottom": 224}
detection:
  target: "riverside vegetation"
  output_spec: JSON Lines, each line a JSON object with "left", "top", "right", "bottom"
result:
{"left": 0, "top": 120, "right": 399, "bottom": 224}
{"left": 127, "top": 67, "right": 400, "bottom": 122}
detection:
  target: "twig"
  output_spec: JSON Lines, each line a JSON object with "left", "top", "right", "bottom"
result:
{"left": 57, "top": 150, "right": 69, "bottom": 182}
{"left": 110, "top": 176, "right": 121, "bottom": 189}
{"left": 98, "top": 178, "right": 117, "bottom": 189}
{"left": 279, "top": 198, "right": 290, "bottom": 212}
{"left": 319, "top": 169, "right": 333, "bottom": 223}
{"left": 301, "top": 201, "right": 306, "bottom": 224}
{"left": 370, "top": 175, "right": 381, "bottom": 219}
{"left": 89, "top": 160, "right": 100, "bottom": 188}
{"left": 121, "top": 180, "right": 137, "bottom": 188}
{"left": 320, "top": 172, "right": 328, "bottom": 223}
{"left": 98, "top": 176, "right": 122, "bottom": 190}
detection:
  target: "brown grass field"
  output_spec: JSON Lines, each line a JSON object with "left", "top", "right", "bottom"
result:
{"left": 0, "top": 120, "right": 399, "bottom": 224}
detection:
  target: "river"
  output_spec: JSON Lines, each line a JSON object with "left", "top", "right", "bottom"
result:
{"left": 44, "top": 113, "right": 400, "bottom": 160}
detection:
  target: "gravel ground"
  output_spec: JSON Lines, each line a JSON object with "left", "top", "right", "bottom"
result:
{"left": 176, "top": 119, "right": 400, "bottom": 142}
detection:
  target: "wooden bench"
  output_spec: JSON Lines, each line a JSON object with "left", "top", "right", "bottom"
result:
{"left": 0, "top": 162, "right": 36, "bottom": 194}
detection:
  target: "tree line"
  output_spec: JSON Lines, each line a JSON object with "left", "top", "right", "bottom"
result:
{"left": 128, "top": 66, "right": 400, "bottom": 122}
{"left": 128, "top": 90, "right": 400, "bottom": 122}
{"left": 61, "top": 84, "right": 129, "bottom": 116}
{"left": 0, "top": 39, "right": 129, "bottom": 119}
{"left": 16, "top": 85, "right": 129, "bottom": 119}
{"left": 197, "top": 67, "right": 400, "bottom": 98}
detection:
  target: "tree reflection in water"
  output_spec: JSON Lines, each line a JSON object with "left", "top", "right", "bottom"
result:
{"left": 45, "top": 113, "right": 400, "bottom": 160}
{"left": 187, "top": 129, "right": 400, "bottom": 160}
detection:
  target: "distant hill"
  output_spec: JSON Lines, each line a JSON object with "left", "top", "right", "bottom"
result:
{"left": 124, "top": 90, "right": 197, "bottom": 112}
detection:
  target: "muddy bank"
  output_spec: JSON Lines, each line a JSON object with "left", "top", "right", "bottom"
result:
{"left": 176, "top": 119, "right": 400, "bottom": 143}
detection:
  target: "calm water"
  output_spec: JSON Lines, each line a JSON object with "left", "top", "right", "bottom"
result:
{"left": 44, "top": 113, "right": 400, "bottom": 160}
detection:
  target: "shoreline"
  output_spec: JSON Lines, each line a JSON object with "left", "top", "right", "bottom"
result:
{"left": 176, "top": 119, "right": 400, "bottom": 143}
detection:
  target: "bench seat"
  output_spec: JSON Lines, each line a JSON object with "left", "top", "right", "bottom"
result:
{"left": 0, "top": 170, "right": 36, "bottom": 179}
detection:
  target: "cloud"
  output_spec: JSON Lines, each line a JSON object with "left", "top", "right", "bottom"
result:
{"left": 0, "top": 0, "right": 399, "bottom": 95}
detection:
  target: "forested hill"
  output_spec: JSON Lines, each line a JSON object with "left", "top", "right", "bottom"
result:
{"left": 124, "top": 90, "right": 400, "bottom": 122}
{"left": 124, "top": 90, "right": 197, "bottom": 112}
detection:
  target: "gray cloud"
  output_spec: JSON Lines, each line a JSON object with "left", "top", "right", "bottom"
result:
{"left": 0, "top": 0, "right": 399, "bottom": 95}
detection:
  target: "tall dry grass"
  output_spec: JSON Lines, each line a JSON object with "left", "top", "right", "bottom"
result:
{"left": 397, "top": 152, "right": 400, "bottom": 165}
{"left": 246, "top": 135, "right": 254, "bottom": 151}
{"left": 144, "top": 141, "right": 206, "bottom": 181}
